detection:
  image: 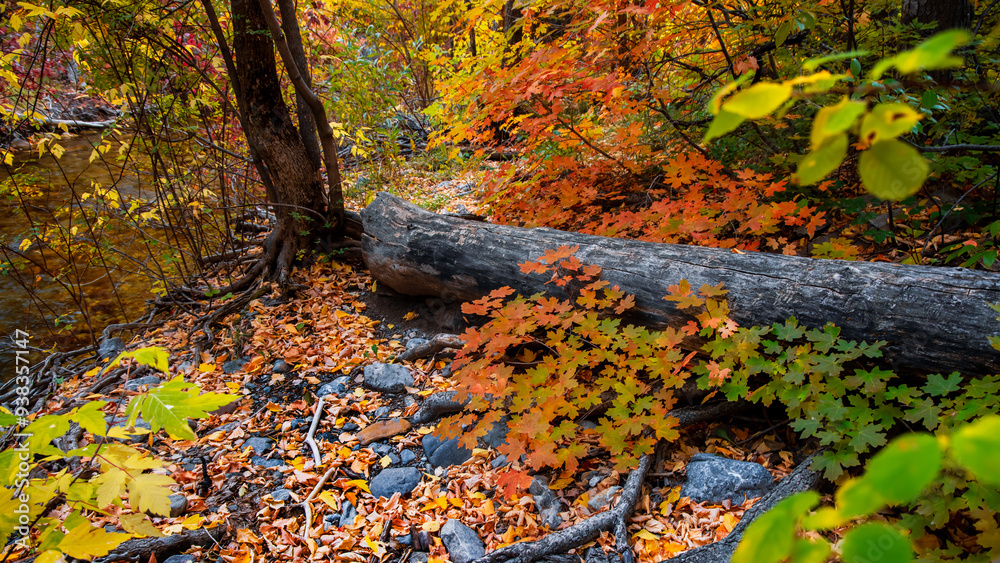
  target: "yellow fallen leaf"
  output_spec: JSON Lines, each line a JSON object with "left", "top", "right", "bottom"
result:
{"left": 225, "top": 382, "right": 241, "bottom": 392}
{"left": 549, "top": 477, "right": 574, "bottom": 490}
{"left": 721, "top": 512, "right": 740, "bottom": 533}
{"left": 198, "top": 363, "right": 215, "bottom": 373}
{"left": 422, "top": 521, "right": 441, "bottom": 532}
{"left": 346, "top": 479, "right": 371, "bottom": 494}
{"left": 633, "top": 529, "right": 658, "bottom": 540}
{"left": 181, "top": 514, "right": 206, "bottom": 530}
{"left": 403, "top": 311, "right": 419, "bottom": 321}
{"left": 380, "top": 455, "right": 392, "bottom": 468}
{"left": 338, "top": 447, "right": 352, "bottom": 458}
{"left": 417, "top": 427, "right": 434, "bottom": 435}
{"left": 318, "top": 490, "right": 340, "bottom": 510}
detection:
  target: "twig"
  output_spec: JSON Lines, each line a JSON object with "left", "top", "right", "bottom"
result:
{"left": 301, "top": 465, "right": 339, "bottom": 540}
{"left": 305, "top": 395, "right": 327, "bottom": 467}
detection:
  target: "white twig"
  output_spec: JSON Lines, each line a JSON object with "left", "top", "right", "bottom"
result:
{"left": 304, "top": 395, "right": 327, "bottom": 467}
{"left": 301, "top": 465, "right": 338, "bottom": 539}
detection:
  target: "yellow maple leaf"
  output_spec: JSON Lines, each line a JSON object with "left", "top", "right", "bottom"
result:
{"left": 58, "top": 524, "right": 130, "bottom": 559}
{"left": 119, "top": 513, "right": 164, "bottom": 537}
{"left": 126, "top": 473, "right": 175, "bottom": 516}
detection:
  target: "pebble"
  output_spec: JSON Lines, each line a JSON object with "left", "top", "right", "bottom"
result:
{"left": 251, "top": 456, "right": 283, "bottom": 469}
{"left": 169, "top": 494, "right": 188, "bottom": 518}
{"left": 441, "top": 519, "right": 486, "bottom": 563}
{"left": 369, "top": 467, "right": 422, "bottom": 498}
{"left": 242, "top": 437, "right": 274, "bottom": 455}
{"left": 400, "top": 449, "right": 416, "bottom": 464}
{"left": 270, "top": 488, "right": 293, "bottom": 502}
{"left": 340, "top": 500, "right": 357, "bottom": 527}
{"left": 272, "top": 359, "right": 291, "bottom": 373}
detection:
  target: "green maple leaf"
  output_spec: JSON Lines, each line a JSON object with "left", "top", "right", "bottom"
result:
{"left": 72, "top": 400, "right": 108, "bottom": 437}
{"left": 922, "top": 372, "right": 963, "bottom": 397}
{"left": 904, "top": 398, "right": 942, "bottom": 431}
{"left": 126, "top": 377, "right": 240, "bottom": 440}
{"left": 849, "top": 424, "right": 887, "bottom": 453}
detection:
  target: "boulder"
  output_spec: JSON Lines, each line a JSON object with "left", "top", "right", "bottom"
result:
{"left": 422, "top": 434, "right": 472, "bottom": 467}
{"left": 441, "top": 519, "right": 485, "bottom": 563}
{"left": 363, "top": 363, "right": 414, "bottom": 393}
{"left": 680, "top": 453, "right": 773, "bottom": 504}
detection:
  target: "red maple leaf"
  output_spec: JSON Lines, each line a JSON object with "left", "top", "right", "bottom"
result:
{"left": 496, "top": 469, "right": 533, "bottom": 499}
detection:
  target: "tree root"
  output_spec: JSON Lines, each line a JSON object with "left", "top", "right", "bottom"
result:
{"left": 397, "top": 333, "right": 464, "bottom": 362}
{"left": 472, "top": 401, "right": 749, "bottom": 563}
{"left": 663, "top": 453, "right": 820, "bottom": 563}
{"left": 96, "top": 525, "right": 226, "bottom": 562}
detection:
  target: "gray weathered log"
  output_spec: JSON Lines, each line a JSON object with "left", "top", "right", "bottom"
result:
{"left": 361, "top": 192, "right": 1000, "bottom": 375}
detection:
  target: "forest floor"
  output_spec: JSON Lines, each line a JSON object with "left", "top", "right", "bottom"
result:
{"left": 20, "top": 173, "right": 813, "bottom": 563}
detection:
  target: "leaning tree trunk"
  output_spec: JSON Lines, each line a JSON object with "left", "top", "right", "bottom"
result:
{"left": 901, "top": 0, "right": 974, "bottom": 30}
{"left": 361, "top": 192, "right": 1000, "bottom": 376}
{"left": 232, "top": 0, "right": 327, "bottom": 284}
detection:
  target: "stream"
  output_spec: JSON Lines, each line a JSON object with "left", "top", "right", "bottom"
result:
{"left": 0, "top": 132, "right": 158, "bottom": 381}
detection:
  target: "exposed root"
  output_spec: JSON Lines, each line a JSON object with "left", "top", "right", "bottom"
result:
{"left": 397, "top": 333, "right": 464, "bottom": 362}
{"left": 96, "top": 526, "right": 226, "bottom": 563}
{"left": 472, "top": 401, "right": 749, "bottom": 563}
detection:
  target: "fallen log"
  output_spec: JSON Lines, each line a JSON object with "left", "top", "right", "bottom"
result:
{"left": 361, "top": 192, "right": 1000, "bottom": 375}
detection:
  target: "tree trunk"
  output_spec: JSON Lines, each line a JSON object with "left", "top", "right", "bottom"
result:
{"left": 361, "top": 192, "right": 1000, "bottom": 376}
{"left": 901, "top": 0, "right": 974, "bottom": 30}
{"left": 232, "top": 0, "right": 327, "bottom": 283}
{"left": 277, "top": 0, "right": 322, "bottom": 172}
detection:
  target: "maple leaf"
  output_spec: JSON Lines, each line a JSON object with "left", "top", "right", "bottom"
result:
{"left": 540, "top": 245, "right": 580, "bottom": 264}
{"left": 495, "top": 469, "right": 533, "bottom": 498}
{"left": 126, "top": 377, "right": 240, "bottom": 440}
{"left": 126, "top": 473, "right": 175, "bottom": 516}
{"left": 520, "top": 260, "right": 549, "bottom": 275}
{"left": 58, "top": 524, "right": 130, "bottom": 559}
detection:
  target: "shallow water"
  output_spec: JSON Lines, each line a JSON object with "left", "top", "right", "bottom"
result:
{"left": 0, "top": 132, "right": 155, "bottom": 381}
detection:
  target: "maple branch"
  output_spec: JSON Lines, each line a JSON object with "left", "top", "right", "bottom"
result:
{"left": 551, "top": 115, "right": 643, "bottom": 180}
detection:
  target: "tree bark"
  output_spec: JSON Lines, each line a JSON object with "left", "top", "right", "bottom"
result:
{"left": 231, "top": 0, "right": 327, "bottom": 283}
{"left": 901, "top": 0, "right": 974, "bottom": 30}
{"left": 361, "top": 192, "right": 1000, "bottom": 376}
{"left": 276, "top": 0, "right": 322, "bottom": 172}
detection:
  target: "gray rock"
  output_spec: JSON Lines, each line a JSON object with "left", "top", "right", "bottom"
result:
{"left": 163, "top": 556, "right": 195, "bottom": 563}
{"left": 363, "top": 363, "right": 414, "bottom": 393}
{"left": 272, "top": 359, "right": 291, "bottom": 373}
{"left": 404, "top": 395, "right": 417, "bottom": 408}
{"left": 371, "top": 443, "right": 393, "bottom": 456}
{"left": 423, "top": 434, "right": 472, "bottom": 467}
{"left": 680, "top": 453, "right": 774, "bottom": 504}
{"left": 124, "top": 375, "right": 161, "bottom": 392}
{"left": 480, "top": 416, "right": 509, "bottom": 449}
{"left": 400, "top": 449, "right": 416, "bottom": 464}
{"left": 317, "top": 376, "right": 351, "bottom": 397}
{"left": 251, "top": 456, "right": 283, "bottom": 469}
{"left": 323, "top": 513, "right": 341, "bottom": 530}
{"left": 340, "top": 500, "right": 357, "bottom": 527}
{"left": 370, "top": 467, "right": 422, "bottom": 498}
{"left": 441, "top": 519, "right": 485, "bottom": 563}
{"left": 107, "top": 416, "right": 151, "bottom": 443}
{"left": 98, "top": 337, "right": 125, "bottom": 360}
{"left": 222, "top": 357, "right": 248, "bottom": 374}
{"left": 587, "top": 486, "right": 621, "bottom": 512}
{"left": 270, "top": 488, "right": 293, "bottom": 502}
{"left": 411, "top": 391, "right": 467, "bottom": 424}
{"left": 410, "top": 553, "right": 429, "bottom": 563}
{"left": 530, "top": 477, "right": 563, "bottom": 529}
{"left": 169, "top": 494, "right": 188, "bottom": 518}
{"left": 373, "top": 406, "right": 391, "bottom": 419}
{"left": 213, "top": 421, "right": 241, "bottom": 434}
{"left": 242, "top": 437, "right": 274, "bottom": 455}
{"left": 490, "top": 455, "right": 508, "bottom": 468}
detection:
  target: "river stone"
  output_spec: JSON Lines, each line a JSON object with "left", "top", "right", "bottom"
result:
{"left": 242, "top": 437, "right": 274, "bottom": 455}
{"left": 481, "top": 416, "right": 509, "bottom": 449}
{"left": 363, "top": 363, "right": 414, "bottom": 393}
{"left": 98, "top": 337, "right": 125, "bottom": 360}
{"left": 358, "top": 419, "right": 412, "bottom": 445}
{"left": 124, "top": 375, "right": 161, "bottom": 392}
{"left": 251, "top": 456, "right": 282, "bottom": 469}
{"left": 680, "top": 453, "right": 773, "bottom": 504}
{"left": 222, "top": 357, "right": 248, "bottom": 374}
{"left": 270, "top": 488, "right": 293, "bottom": 502}
{"left": 272, "top": 359, "right": 291, "bottom": 373}
{"left": 422, "top": 434, "right": 472, "bottom": 467}
{"left": 400, "top": 449, "right": 416, "bottom": 464}
{"left": 169, "top": 494, "right": 188, "bottom": 518}
{"left": 317, "top": 376, "right": 351, "bottom": 397}
{"left": 370, "top": 467, "right": 422, "bottom": 498}
{"left": 441, "top": 519, "right": 485, "bottom": 563}
{"left": 530, "top": 477, "right": 563, "bottom": 529}
{"left": 587, "top": 486, "right": 621, "bottom": 512}
{"left": 340, "top": 500, "right": 357, "bottom": 527}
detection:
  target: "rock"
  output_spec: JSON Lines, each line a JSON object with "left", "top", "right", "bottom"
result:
{"left": 242, "top": 437, "right": 274, "bottom": 455}
{"left": 440, "top": 519, "right": 486, "bottom": 563}
{"left": 373, "top": 406, "right": 392, "bottom": 419}
{"left": 530, "top": 477, "right": 563, "bottom": 529}
{"left": 323, "top": 513, "right": 341, "bottom": 530}
{"left": 270, "top": 488, "right": 293, "bottom": 502}
{"left": 369, "top": 467, "right": 422, "bottom": 498}
{"left": 169, "top": 494, "right": 188, "bottom": 518}
{"left": 358, "top": 419, "right": 412, "bottom": 445}
{"left": 584, "top": 546, "right": 622, "bottom": 563}
{"left": 124, "top": 375, "right": 161, "bottom": 392}
{"left": 480, "top": 416, "right": 509, "bottom": 449}
{"left": 340, "top": 500, "right": 357, "bottom": 527}
{"left": 411, "top": 391, "right": 467, "bottom": 424}
{"left": 212, "top": 421, "right": 241, "bottom": 434}
{"left": 163, "top": 556, "right": 195, "bottom": 563}
{"left": 317, "top": 376, "right": 351, "bottom": 397}
{"left": 251, "top": 456, "right": 283, "bottom": 469}
{"left": 343, "top": 422, "right": 359, "bottom": 432}
{"left": 490, "top": 455, "right": 508, "bottom": 468}
{"left": 406, "top": 338, "right": 430, "bottom": 351}
{"left": 680, "top": 453, "right": 774, "bottom": 504}
{"left": 98, "top": 337, "right": 125, "bottom": 360}
{"left": 363, "top": 363, "right": 414, "bottom": 393}
{"left": 272, "top": 359, "right": 291, "bottom": 373}
{"left": 107, "top": 416, "right": 151, "bottom": 443}
{"left": 371, "top": 443, "right": 393, "bottom": 456}
{"left": 222, "top": 357, "right": 248, "bottom": 374}
{"left": 400, "top": 449, "right": 416, "bottom": 464}
{"left": 587, "top": 486, "right": 622, "bottom": 512}
{"left": 422, "top": 434, "right": 472, "bottom": 467}
{"left": 411, "top": 553, "right": 430, "bottom": 563}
